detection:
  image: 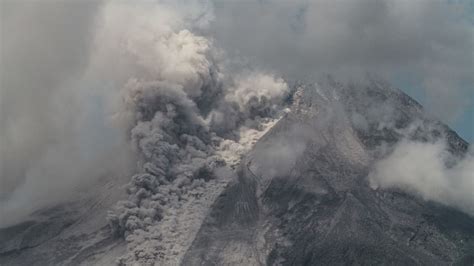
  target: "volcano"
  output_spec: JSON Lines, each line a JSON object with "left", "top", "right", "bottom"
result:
{"left": 182, "top": 79, "right": 473, "bottom": 265}
{"left": 1, "top": 79, "right": 473, "bottom": 265}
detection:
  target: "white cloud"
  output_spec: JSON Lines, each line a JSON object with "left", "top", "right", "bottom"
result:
{"left": 209, "top": 0, "right": 473, "bottom": 122}
{"left": 370, "top": 140, "right": 474, "bottom": 216}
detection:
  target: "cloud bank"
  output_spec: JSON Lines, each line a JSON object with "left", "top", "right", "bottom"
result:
{"left": 0, "top": 1, "right": 135, "bottom": 226}
{"left": 1, "top": 2, "right": 472, "bottom": 262}
{"left": 370, "top": 140, "right": 474, "bottom": 216}
{"left": 209, "top": 0, "right": 473, "bottom": 122}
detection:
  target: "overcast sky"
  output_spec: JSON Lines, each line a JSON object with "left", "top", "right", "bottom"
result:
{"left": 0, "top": 0, "right": 473, "bottom": 228}
{"left": 1, "top": 0, "right": 472, "bottom": 142}
{"left": 206, "top": 0, "right": 473, "bottom": 141}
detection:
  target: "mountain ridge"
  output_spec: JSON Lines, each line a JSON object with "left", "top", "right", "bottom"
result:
{"left": 182, "top": 80, "right": 473, "bottom": 265}
{"left": 0, "top": 80, "right": 472, "bottom": 265}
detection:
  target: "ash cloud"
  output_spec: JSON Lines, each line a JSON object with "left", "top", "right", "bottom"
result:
{"left": 0, "top": 1, "right": 100, "bottom": 197}
{"left": 1, "top": 1, "right": 473, "bottom": 263}
{"left": 86, "top": 2, "right": 290, "bottom": 263}
{"left": 0, "top": 1, "right": 133, "bottom": 226}
{"left": 0, "top": 0, "right": 289, "bottom": 234}
{"left": 0, "top": 1, "right": 222, "bottom": 227}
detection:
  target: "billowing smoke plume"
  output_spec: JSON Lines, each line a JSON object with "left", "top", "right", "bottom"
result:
{"left": 1, "top": 1, "right": 472, "bottom": 264}
{"left": 0, "top": 1, "right": 288, "bottom": 261}
{"left": 86, "top": 2, "right": 290, "bottom": 264}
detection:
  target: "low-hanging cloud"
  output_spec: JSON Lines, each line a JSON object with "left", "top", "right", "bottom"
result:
{"left": 209, "top": 0, "right": 473, "bottom": 122}
{"left": 1, "top": 1, "right": 100, "bottom": 196}
{"left": 1, "top": 1, "right": 472, "bottom": 263}
{"left": 370, "top": 140, "right": 474, "bottom": 216}
{"left": 0, "top": 1, "right": 134, "bottom": 226}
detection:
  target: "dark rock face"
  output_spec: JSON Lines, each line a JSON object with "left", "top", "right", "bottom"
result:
{"left": 1, "top": 80, "right": 472, "bottom": 265}
{"left": 183, "top": 80, "right": 473, "bottom": 265}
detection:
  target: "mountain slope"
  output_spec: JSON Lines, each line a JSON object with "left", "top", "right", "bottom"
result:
{"left": 0, "top": 174, "right": 129, "bottom": 265}
{"left": 182, "top": 80, "right": 473, "bottom": 265}
{"left": 1, "top": 80, "right": 472, "bottom": 265}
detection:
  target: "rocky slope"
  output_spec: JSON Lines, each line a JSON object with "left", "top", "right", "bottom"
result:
{"left": 182, "top": 79, "right": 473, "bottom": 265}
{"left": 1, "top": 79, "right": 472, "bottom": 265}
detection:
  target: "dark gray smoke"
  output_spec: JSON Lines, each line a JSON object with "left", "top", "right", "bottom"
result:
{"left": 83, "top": 2, "right": 290, "bottom": 263}
{"left": 1, "top": 1, "right": 472, "bottom": 264}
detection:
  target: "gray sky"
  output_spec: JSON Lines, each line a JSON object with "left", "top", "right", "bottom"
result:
{"left": 0, "top": 0, "right": 472, "bottom": 224}
{"left": 207, "top": 0, "right": 473, "bottom": 140}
